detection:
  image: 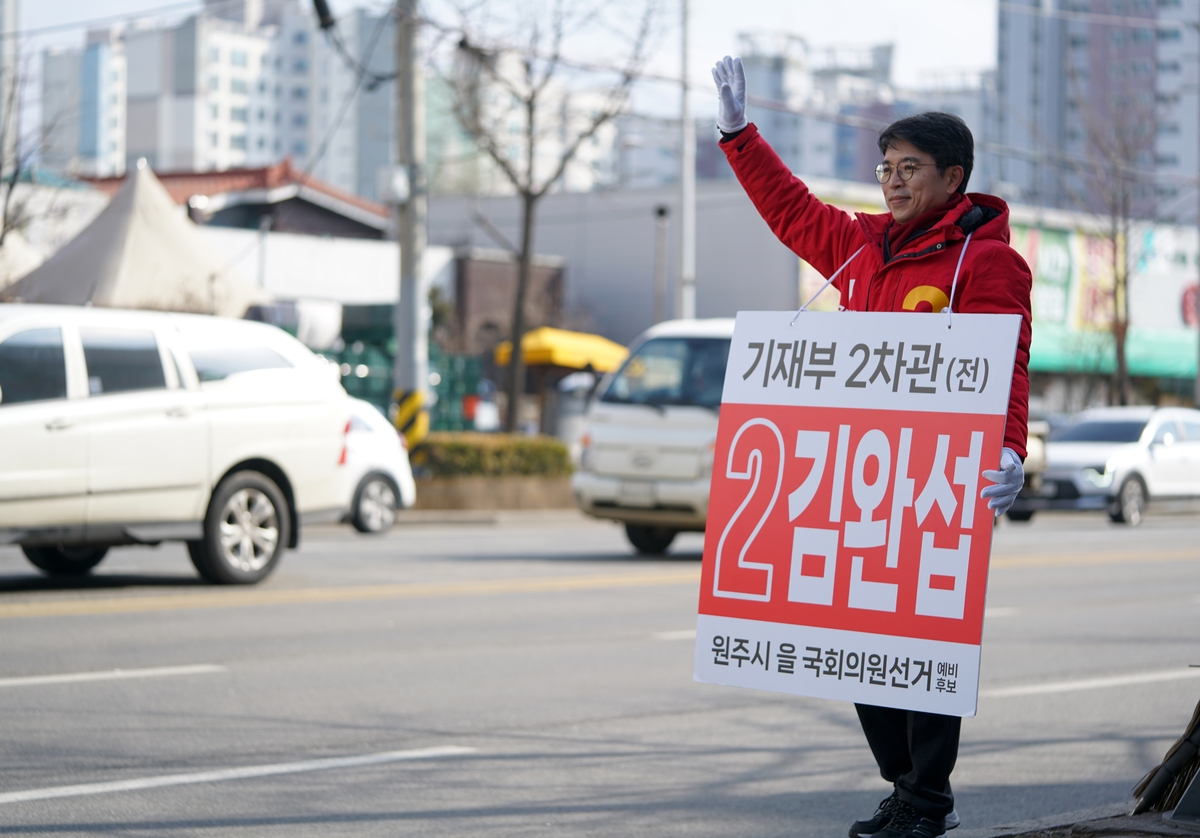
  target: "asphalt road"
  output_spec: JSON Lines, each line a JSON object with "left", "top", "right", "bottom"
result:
{"left": 0, "top": 510, "right": 1197, "bottom": 837}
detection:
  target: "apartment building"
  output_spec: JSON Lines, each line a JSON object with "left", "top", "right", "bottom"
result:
{"left": 39, "top": 0, "right": 395, "bottom": 201}
{"left": 996, "top": 0, "right": 1200, "bottom": 222}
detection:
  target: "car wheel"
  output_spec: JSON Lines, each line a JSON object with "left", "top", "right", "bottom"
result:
{"left": 1109, "top": 476, "right": 1147, "bottom": 526}
{"left": 625, "top": 524, "right": 677, "bottom": 555}
{"left": 1005, "top": 510, "right": 1035, "bottom": 522}
{"left": 353, "top": 473, "right": 399, "bottom": 533}
{"left": 189, "top": 470, "right": 290, "bottom": 584}
{"left": 21, "top": 545, "right": 109, "bottom": 577}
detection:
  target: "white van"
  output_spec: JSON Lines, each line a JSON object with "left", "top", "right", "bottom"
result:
{"left": 0, "top": 304, "right": 351, "bottom": 583}
{"left": 571, "top": 319, "right": 733, "bottom": 554}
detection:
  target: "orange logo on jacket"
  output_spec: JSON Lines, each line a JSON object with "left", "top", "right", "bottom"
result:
{"left": 902, "top": 285, "right": 950, "bottom": 313}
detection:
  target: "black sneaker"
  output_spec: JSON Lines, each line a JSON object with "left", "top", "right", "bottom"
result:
{"left": 849, "top": 791, "right": 902, "bottom": 837}
{"left": 876, "top": 801, "right": 947, "bottom": 838}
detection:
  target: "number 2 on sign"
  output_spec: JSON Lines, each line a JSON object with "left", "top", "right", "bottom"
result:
{"left": 712, "top": 419, "right": 784, "bottom": 601}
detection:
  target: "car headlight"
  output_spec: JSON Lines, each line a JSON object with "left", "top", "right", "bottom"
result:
{"left": 699, "top": 440, "right": 716, "bottom": 477}
{"left": 1083, "top": 465, "right": 1113, "bottom": 488}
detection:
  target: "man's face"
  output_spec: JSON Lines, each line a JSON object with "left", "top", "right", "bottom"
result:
{"left": 879, "top": 139, "right": 963, "bottom": 224}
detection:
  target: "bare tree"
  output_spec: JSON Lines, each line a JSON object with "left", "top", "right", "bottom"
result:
{"left": 0, "top": 56, "right": 71, "bottom": 250}
{"left": 433, "top": 0, "right": 658, "bottom": 431}
{"left": 1055, "top": 19, "right": 1162, "bottom": 407}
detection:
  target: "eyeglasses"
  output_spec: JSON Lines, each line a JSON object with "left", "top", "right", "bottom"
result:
{"left": 874, "top": 161, "right": 938, "bottom": 183}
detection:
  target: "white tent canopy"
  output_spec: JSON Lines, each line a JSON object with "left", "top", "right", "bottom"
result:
{"left": 2, "top": 163, "right": 265, "bottom": 317}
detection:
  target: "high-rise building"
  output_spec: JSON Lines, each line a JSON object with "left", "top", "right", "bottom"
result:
{"left": 125, "top": 14, "right": 275, "bottom": 173}
{"left": 39, "top": 0, "right": 398, "bottom": 200}
{"left": 739, "top": 33, "right": 895, "bottom": 182}
{"left": 996, "top": 0, "right": 1200, "bottom": 222}
{"left": 42, "top": 29, "right": 127, "bottom": 177}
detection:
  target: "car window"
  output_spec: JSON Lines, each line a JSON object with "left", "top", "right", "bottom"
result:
{"left": 81, "top": 328, "right": 166, "bottom": 395}
{"left": 188, "top": 345, "right": 293, "bottom": 382}
{"left": 1048, "top": 420, "right": 1148, "bottom": 443}
{"left": 1181, "top": 420, "right": 1200, "bottom": 442}
{"left": 1152, "top": 423, "right": 1180, "bottom": 445}
{"left": 601, "top": 337, "right": 730, "bottom": 409}
{"left": 0, "top": 327, "right": 67, "bottom": 406}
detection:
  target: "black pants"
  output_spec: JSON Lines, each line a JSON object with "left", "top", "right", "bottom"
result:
{"left": 855, "top": 703, "right": 961, "bottom": 818}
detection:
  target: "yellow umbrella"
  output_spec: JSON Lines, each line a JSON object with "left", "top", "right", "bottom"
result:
{"left": 494, "top": 326, "right": 628, "bottom": 372}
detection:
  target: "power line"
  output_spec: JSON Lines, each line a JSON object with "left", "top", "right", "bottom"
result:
{"left": 300, "top": 2, "right": 398, "bottom": 179}
{"left": 313, "top": 0, "right": 398, "bottom": 91}
{"left": 4, "top": 0, "right": 246, "bottom": 42}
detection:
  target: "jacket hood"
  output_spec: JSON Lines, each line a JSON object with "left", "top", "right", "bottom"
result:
{"left": 856, "top": 192, "right": 1012, "bottom": 247}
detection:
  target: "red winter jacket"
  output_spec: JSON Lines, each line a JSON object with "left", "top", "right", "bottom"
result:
{"left": 722, "top": 123, "right": 1032, "bottom": 459}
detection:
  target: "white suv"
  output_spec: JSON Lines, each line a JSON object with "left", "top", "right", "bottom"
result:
{"left": 572, "top": 319, "right": 732, "bottom": 554}
{"left": 0, "top": 304, "right": 351, "bottom": 583}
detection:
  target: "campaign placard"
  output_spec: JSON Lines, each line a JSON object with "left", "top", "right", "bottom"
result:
{"left": 694, "top": 311, "right": 1021, "bottom": 717}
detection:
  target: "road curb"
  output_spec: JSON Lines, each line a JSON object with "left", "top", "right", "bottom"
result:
{"left": 951, "top": 802, "right": 1200, "bottom": 838}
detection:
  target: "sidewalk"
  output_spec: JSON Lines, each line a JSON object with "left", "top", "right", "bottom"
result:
{"left": 958, "top": 803, "right": 1200, "bottom": 838}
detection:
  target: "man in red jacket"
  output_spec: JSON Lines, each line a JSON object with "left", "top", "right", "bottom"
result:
{"left": 712, "top": 56, "right": 1032, "bottom": 838}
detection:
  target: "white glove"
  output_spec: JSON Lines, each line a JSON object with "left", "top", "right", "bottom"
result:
{"left": 980, "top": 447, "right": 1024, "bottom": 517}
{"left": 712, "top": 55, "right": 748, "bottom": 134}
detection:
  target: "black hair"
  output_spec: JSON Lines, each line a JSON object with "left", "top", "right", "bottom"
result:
{"left": 877, "top": 112, "right": 974, "bottom": 194}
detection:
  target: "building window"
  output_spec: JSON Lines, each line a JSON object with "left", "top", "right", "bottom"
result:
{"left": 293, "top": 59, "right": 308, "bottom": 74}
{"left": 274, "top": 139, "right": 281, "bottom": 152}
{"left": 209, "top": 103, "right": 219, "bottom": 119}
{"left": 231, "top": 107, "right": 249, "bottom": 123}
{"left": 210, "top": 133, "right": 220, "bottom": 148}
{"left": 231, "top": 78, "right": 249, "bottom": 95}
{"left": 292, "top": 141, "right": 307, "bottom": 155}
{"left": 230, "top": 135, "right": 248, "bottom": 150}
{"left": 257, "top": 108, "right": 266, "bottom": 121}
{"left": 1159, "top": 61, "right": 1182, "bottom": 72}
{"left": 1156, "top": 154, "right": 1180, "bottom": 166}
{"left": 208, "top": 46, "right": 220, "bottom": 64}
{"left": 293, "top": 31, "right": 308, "bottom": 45}
{"left": 208, "top": 76, "right": 220, "bottom": 92}
{"left": 231, "top": 49, "right": 248, "bottom": 67}
{"left": 292, "top": 113, "right": 308, "bottom": 127}
{"left": 291, "top": 86, "right": 308, "bottom": 100}
{"left": 257, "top": 137, "right": 266, "bottom": 149}
{"left": 258, "top": 80, "right": 267, "bottom": 93}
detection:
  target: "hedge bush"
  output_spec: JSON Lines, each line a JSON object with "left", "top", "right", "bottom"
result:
{"left": 417, "top": 432, "right": 572, "bottom": 478}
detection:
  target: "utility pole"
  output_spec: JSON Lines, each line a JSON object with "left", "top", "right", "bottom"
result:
{"left": 678, "top": 0, "right": 696, "bottom": 320}
{"left": 393, "top": 0, "right": 430, "bottom": 447}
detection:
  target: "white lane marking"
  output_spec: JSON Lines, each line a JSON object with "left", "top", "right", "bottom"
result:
{"left": 981, "top": 667, "right": 1200, "bottom": 698}
{"left": 0, "top": 746, "right": 477, "bottom": 806}
{"left": 654, "top": 629, "right": 697, "bottom": 641}
{"left": 984, "top": 606, "right": 1019, "bottom": 618}
{"left": 0, "top": 664, "right": 227, "bottom": 689}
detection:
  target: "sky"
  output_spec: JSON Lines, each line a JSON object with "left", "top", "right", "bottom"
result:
{"left": 18, "top": 0, "right": 998, "bottom": 117}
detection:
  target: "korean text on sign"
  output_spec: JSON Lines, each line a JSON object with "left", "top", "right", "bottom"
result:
{"left": 694, "top": 311, "right": 1021, "bottom": 717}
